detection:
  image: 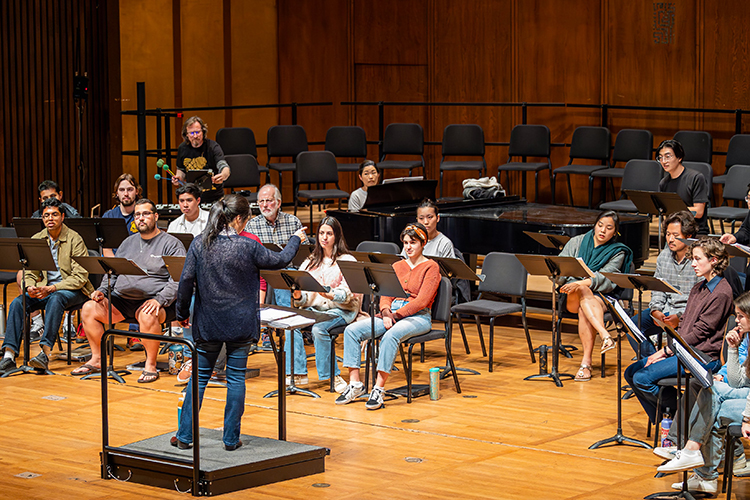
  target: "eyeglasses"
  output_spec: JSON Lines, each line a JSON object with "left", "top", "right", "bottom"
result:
{"left": 41, "top": 213, "right": 61, "bottom": 220}
{"left": 745, "top": 195, "right": 750, "bottom": 202}
{"left": 656, "top": 152, "right": 674, "bottom": 162}
{"left": 134, "top": 211, "right": 154, "bottom": 219}
{"left": 187, "top": 131, "right": 202, "bottom": 137}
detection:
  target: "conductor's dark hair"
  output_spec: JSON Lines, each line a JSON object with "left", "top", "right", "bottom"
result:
{"left": 656, "top": 139, "right": 685, "bottom": 162}
{"left": 203, "top": 194, "right": 250, "bottom": 248}
{"left": 663, "top": 210, "right": 698, "bottom": 239}
{"left": 38, "top": 180, "right": 59, "bottom": 194}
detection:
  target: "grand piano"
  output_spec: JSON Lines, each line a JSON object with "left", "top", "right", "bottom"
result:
{"left": 327, "top": 180, "right": 651, "bottom": 267}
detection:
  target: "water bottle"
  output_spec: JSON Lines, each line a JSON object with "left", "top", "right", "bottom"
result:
{"left": 0, "top": 304, "right": 5, "bottom": 338}
{"left": 429, "top": 367, "right": 440, "bottom": 400}
{"left": 177, "top": 393, "right": 185, "bottom": 422}
{"left": 168, "top": 344, "right": 184, "bottom": 375}
{"left": 660, "top": 408, "right": 673, "bottom": 448}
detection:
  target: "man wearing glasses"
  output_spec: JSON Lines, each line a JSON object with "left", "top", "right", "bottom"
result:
{"left": 657, "top": 139, "right": 710, "bottom": 235}
{"left": 173, "top": 115, "right": 231, "bottom": 204}
{"left": 0, "top": 198, "right": 93, "bottom": 375}
{"left": 73, "top": 198, "right": 186, "bottom": 383}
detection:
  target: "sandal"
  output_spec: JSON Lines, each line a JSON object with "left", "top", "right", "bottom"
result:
{"left": 71, "top": 363, "right": 101, "bottom": 376}
{"left": 128, "top": 338, "right": 144, "bottom": 351}
{"left": 600, "top": 335, "right": 616, "bottom": 354}
{"left": 138, "top": 370, "right": 160, "bottom": 383}
{"left": 575, "top": 364, "right": 592, "bottom": 382}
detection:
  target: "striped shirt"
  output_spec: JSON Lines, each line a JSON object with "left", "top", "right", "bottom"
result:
{"left": 649, "top": 245, "right": 702, "bottom": 314}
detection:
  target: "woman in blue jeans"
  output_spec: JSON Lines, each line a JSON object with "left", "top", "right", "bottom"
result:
{"left": 625, "top": 238, "right": 733, "bottom": 428}
{"left": 653, "top": 291, "right": 750, "bottom": 494}
{"left": 292, "top": 216, "right": 365, "bottom": 393}
{"left": 336, "top": 222, "right": 440, "bottom": 410}
{"left": 171, "top": 194, "right": 305, "bottom": 450}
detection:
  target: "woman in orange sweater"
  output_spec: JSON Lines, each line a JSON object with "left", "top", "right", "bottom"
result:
{"left": 336, "top": 222, "right": 440, "bottom": 410}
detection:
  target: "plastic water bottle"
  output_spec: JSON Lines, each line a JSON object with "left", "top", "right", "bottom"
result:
{"left": 429, "top": 367, "right": 440, "bottom": 400}
{"left": 177, "top": 393, "right": 184, "bottom": 422}
{"left": 0, "top": 304, "right": 5, "bottom": 338}
{"left": 168, "top": 344, "right": 184, "bottom": 375}
{"left": 660, "top": 408, "right": 673, "bottom": 448}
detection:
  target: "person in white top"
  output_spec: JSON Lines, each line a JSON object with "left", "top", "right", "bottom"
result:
{"left": 400, "top": 199, "right": 455, "bottom": 258}
{"left": 167, "top": 183, "right": 210, "bottom": 237}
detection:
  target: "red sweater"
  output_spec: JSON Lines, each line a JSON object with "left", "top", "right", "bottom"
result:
{"left": 240, "top": 231, "right": 267, "bottom": 291}
{"left": 380, "top": 259, "right": 440, "bottom": 320}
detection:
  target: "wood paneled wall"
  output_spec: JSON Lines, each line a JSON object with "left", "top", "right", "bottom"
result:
{"left": 278, "top": 0, "right": 750, "bottom": 203}
{"left": 0, "top": 0, "right": 120, "bottom": 226}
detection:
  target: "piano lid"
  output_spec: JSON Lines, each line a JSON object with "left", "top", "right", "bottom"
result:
{"left": 362, "top": 179, "right": 438, "bottom": 209}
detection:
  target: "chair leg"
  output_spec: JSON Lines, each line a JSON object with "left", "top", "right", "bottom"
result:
{"left": 600, "top": 352, "right": 606, "bottom": 378}
{"left": 652, "top": 386, "right": 665, "bottom": 447}
{"left": 456, "top": 314, "right": 471, "bottom": 354}
{"left": 547, "top": 169, "right": 553, "bottom": 205}
{"left": 566, "top": 173, "right": 575, "bottom": 207}
{"left": 723, "top": 429, "right": 736, "bottom": 495}
{"left": 309, "top": 202, "right": 313, "bottom": 231}
{"left": 488, "top": 317, "right": 495, "bottom": 372}
{"left": 474, "top": 316, "right": 487, "bottom": 357}
{"left": 420, "top": 343, "right": 425, "bottom": 363}
{"left": 444, "top": 335, "right": 461, "bottom": 394}
{"left": 521, "top": 306, "right": 535, "bottom": 363}
{"left": 588, "top": 175, "right": 595, "bottom": 209}
{"left": 329, "top": 334, "right": 337, "bottom": 393}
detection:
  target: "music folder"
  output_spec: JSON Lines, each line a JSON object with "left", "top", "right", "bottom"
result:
{"left": 653, "top": 316, "right": 713, "bottom": 389}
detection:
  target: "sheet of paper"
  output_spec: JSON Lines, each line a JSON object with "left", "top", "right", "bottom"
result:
{"left": 260, "top": 307, "right": 295, "bottom": 323}
{"left": 671, "top": 340, "right": 712, "bottom": 388}
{"left": 271, "top": 315, "right": 315, "bottom": 329}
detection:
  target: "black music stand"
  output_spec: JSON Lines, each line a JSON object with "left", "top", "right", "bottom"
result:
{"left": 523, "top": 231, "right": 571, "bottom": 251}
{"left": 260, "top": 269, "right": 330, "bottom": 399}
{"left": 169, "top": 232, "right": 195, "bottom": 252}
{"left": 517, "top": 255, "right": 594, "bottom": 387}
{"left": 262, "top": 242, "right": 314, "bottom": 269}
{"left": 11, "top": 217, "right": 43, "bottom": 237}
{"left": 338, "top": 260, "right": 408, "bottom": 394}
{"left": 429, "top": 255, "right": 484, "bottom": 377}
{"left": 64, "top": 218, "right": 130, "bottom": 254}
{"left": 645, "top": 319, "right": 714, "bottom": 500}
{"left": 73, "top": 255, "right": 148, "bottom": 383}
{"left": 350, "top": 251, "right": 404, "bottom": 266}
{"left": 589, "top": 295, "right": 652, "bottom": 450}
{"left": 0, "top": 238, "right": 57, "bottom": 377}
{"left": 624, "top": 190, "right": 688, "bottom": 250}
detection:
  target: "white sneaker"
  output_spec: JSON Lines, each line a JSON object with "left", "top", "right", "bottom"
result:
{"left": 653, "top": 445, "right": 677, "bottom": 460}
{"left": 670, "top": 473, "right": 717, "bottom": 493}
{"left": 335, "top": 382, "right": 365, "bottom": 405}
{"left": 365, "top": 386, "right": 385, "bottom": 410}
{"left": 30, "top": 315, "right": 44, "bottom": 334}
{"left": 285, "top": 374, "right": 308, "bottom": 386}
{"left": 334, "top": 375, "right": 348, "bottom": 394}
{"left": 657, "top": 449, "right": 705, "bottom": 473}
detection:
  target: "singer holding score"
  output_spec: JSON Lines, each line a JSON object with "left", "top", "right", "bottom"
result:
{"left": 174, "top": 116, "right": 231, "bottom": 204}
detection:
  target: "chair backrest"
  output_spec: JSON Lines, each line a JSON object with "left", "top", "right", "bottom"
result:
{"left": 0, "top": 227, "right": 17, "bottom": 238}
{"left": 478, "top": 252, "right": 527, "bottom": 298}
{"left": 507, "top": 124, "right": 550, "bottom": 158}
{"left": 431, "top": 277, "right": 453, "bottom": 324}
{"left": 683, "top": 162, "right": 712, "bottom": 192}
{"left": 325, "top": 126, "right": 367, "bottom": 158}
{"left": 569, "top": 126, "right": 611, "bottom": 162}
{"left": 620, "top": 160, "right": 663, "bottom": 192}
{"left": 295, "top": 151, "right": 339, "bottom": 185}
{"left": 223, "top": 154, "right": 261, "bottom": 190}
{"left": 381, "top": 123, "right": 424, "bottom": 156}
{"left": 356, "top": 240, "right": 401, "bottom": 254}
{"left": 266, "top": 125, "right": 308, "bottom": 159}
{"left": 725, "top": 134, "right": 750, "bottom": 169}
{"left": 87, "top": 249, "right": 104, "bottom": 289}
{"left": 611, "top": 129, "right": 653, "bottom": 164}
{"left": 442, "top": 124, "right": 485, "bottom": 157}
{"left": 722, "top": 164, "right": 750, "bottom": 201}
{"left": 216, "top": 127, "right": 258, "bottom": 158}
{"left": 673, "top": 130, "right": 712, "bottom": 164}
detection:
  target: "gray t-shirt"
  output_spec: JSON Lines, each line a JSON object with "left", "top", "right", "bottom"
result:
{"left": 401, "top": 232, "right": 455, "bottom": 259}
{"left": 98, "top": 230, "right": 186, "bottom": 306}
{"left": 348, "top": 187, "right": 368, "bottom": 212}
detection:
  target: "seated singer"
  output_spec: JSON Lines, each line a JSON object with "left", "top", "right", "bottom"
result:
{"left": 73, "top": 198, "right": 186, "bottom": 382}
{"left": 558, "top": 210, "right": 633, "bottom": 382}
{"left": 348, "top": 160, "right": 380, "bottom": 212}
{"left": 171, "top": 194, "right": 304, "bottom": 451}
{"left": 292, "top": 216, "right": 365, "bottom": 393}
{"left": 336, "top": 222, "right": 440, "bottom": 410}
{"left": 624, "top": 237, "right": 733, "bottom": 425}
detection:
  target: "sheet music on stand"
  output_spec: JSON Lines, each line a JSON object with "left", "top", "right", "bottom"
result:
{"left": 605, "top": 296, "right": 647, "bottom": 344}
{"left": 653, "top": 316, "right": 713, "bottom": 389}
{"left": 678, "top": 237, "right": 750, "bottom": 258}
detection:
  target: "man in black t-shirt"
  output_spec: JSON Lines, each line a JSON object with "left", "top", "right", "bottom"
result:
{"left": 174, "top": 115, "right": 231, "bottom": 203}
{"left": 657, "top": 139, "right": 710, "bottom": 234}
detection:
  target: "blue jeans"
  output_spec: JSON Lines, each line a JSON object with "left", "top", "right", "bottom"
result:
{"left": 176, "top": 340, "right": 252, "bottom": 447}
{"left": 624, "top": 355, "right": 721, "bottom": 424}
{"left": 182, "top": 295, "right": 196, "bottom": 359}
{"left": 626, "top": 308, "right": 673, "bottom": 357}
{"left": 695, "top": 396, "right": 747, "bottom": 480}
{"left": 343, "top": 299, "right": 432, "bottom": 374}
{"left": 2, "top": 289, "right": 88, "bottom": 354}
{"left": 311, "top": 314, "right": 347, "bottom": 381}
{"left": 276, "top": 288, "right": 305, "bottom": 375}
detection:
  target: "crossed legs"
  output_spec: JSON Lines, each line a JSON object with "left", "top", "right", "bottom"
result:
{"left": 565, "top": 286, "right": 611, "bottom": 369}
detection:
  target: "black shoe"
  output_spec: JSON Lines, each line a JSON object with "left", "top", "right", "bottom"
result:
{"left": 225, "top": 440, "right": 243, "bottom": 451}
{"left": 0, "top": 357, "right": 16, "bottom": 374}
{"left": 29, "top": 351, "right": 49, "bottom": 371}
{"left": 29, "top": 329, "right": 43, "bottom": 343}
{"left": 170, "top": 435, "right": 191, "bottom": 449}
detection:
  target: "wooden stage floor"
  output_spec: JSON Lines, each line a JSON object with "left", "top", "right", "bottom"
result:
{"left": 1, "top": 312, "right": 748, "bottom": 500}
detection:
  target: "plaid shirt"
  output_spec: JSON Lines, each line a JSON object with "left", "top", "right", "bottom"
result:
{"left": 650, "top": 245, "right": 702, "bottom": 314}
{"left": 246, "top": 211, "right": 302, "bottom": 246}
